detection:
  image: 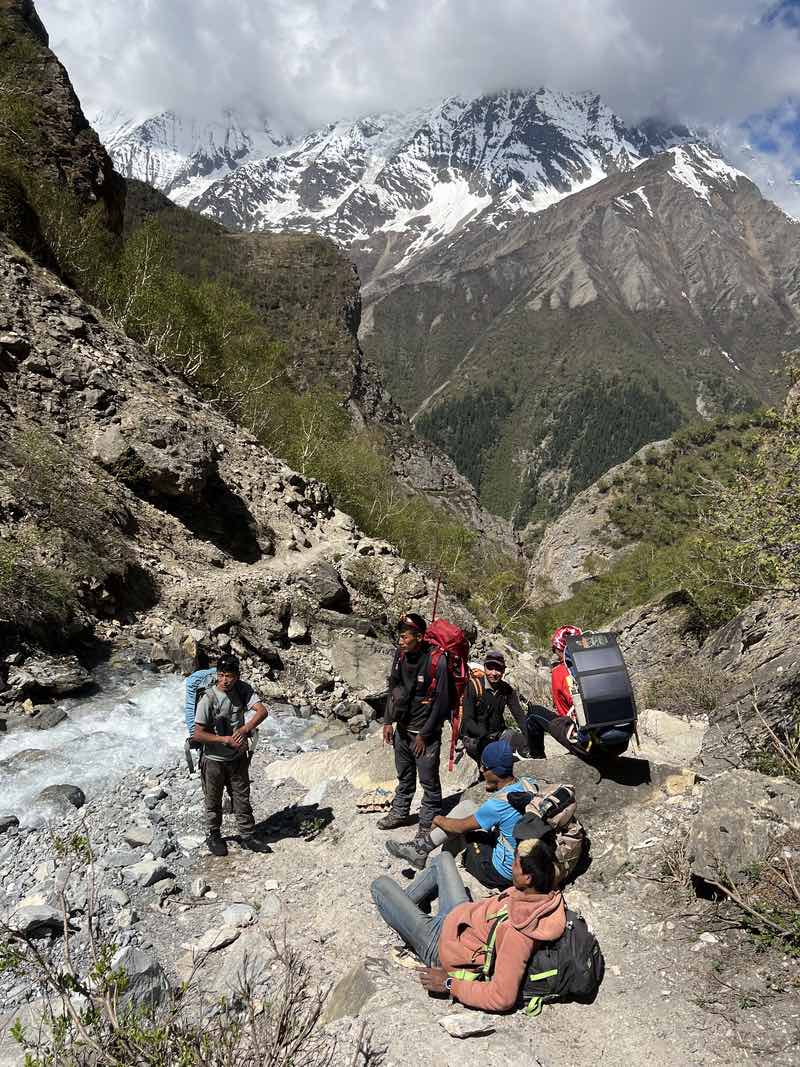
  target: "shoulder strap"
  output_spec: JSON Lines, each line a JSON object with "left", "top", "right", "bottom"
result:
{"left": 481, "top": 908, "right": 509, "bottom": 977}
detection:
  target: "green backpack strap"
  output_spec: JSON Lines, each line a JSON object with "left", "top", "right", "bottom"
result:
{"left": 481, "top": 908, "right": 508, "bottom": 977}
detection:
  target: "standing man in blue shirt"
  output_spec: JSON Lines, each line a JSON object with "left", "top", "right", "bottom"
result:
{"left": 386, "top": 740, "right": 537, "bottom": 888}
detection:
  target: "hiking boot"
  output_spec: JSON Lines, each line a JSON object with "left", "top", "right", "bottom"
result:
{"left": 376, "top": 812, "right": 414, "bottom": 831}
{"left": 207, "top": 833, "right": 228, "bottom": 857}
{"left": 239, "top": 835, "right": 271, "bottom": 854}
{"left": 386, "top": 832, "right": 435, "bottom": 870}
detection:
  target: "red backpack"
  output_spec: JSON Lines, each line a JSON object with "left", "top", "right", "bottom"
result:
{"left": 423, "top": 619, "right": 470, "bottom": 769}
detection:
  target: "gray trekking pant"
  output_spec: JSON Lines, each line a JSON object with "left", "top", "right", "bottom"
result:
{"left": 391, "top": 729, "right": 442, "bottom": 829}
{"left": 371, "top": 852, "right": 470, "bottom": 966}
{"left": 200, "top": 754, "right": 255, "bottom": 836}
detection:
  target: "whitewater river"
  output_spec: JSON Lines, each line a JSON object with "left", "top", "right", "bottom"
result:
{"left": 0, "top": 662, "right": 320, "bottom": 827}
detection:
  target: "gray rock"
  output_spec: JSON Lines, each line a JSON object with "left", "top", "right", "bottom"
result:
{"left": 299, "top": 562, "right": 351, "bottom": 613}
{"left": 687, "top": 769, "right": 800, "bottom": 885}
{"left": 103, "top": 887, "right": 130, "bottom": 907}
{"left": 439, "top": 1012, "right": 496, "bottom": 1039}
{"left": 28, "top": 706, "right": 68, "bottom": 730}
{"left": 222, "top": 904, "right": 256, "bottom": 928}
{"left": 178, "top": 835, "right": 205, "bottom": 852}
{"left": 103, "top": 850, "right": 143, "bottom": 869}
{"left": 7, "top": 656, "right": 91, "bottom": 700}
{"left": 0, "top": 815, "right": 19, "bottom": 833}
{"left": 326, "top": 636, "right": 393, "bottom": 700}
{"left": 190, "top": 926, "right": 240, "bottom": 956}
{"left": 123, "top": 825, "right": 154, "bottom": 848}
{"left": 116, "top": 907, "right": 139, "bottom": 928}
{"left": 123, "top": 859, "right": 173, "bottom": 888}
{"left": 190, "top": 877, "right": 210, "bottom": 899}
{"left": 322, "top": 961, "right": 377, "bottom": 1023}
{"left": 143, "top": 788, "right": 167, "bottom": 810}
{"left": 287, "top": 615, "right": 309, "bottom": 642}
{"left": 9, "top": 905, "right": 64, "bottom": 938}
{"left": 36, "top": 784, "right": 86, "bottom": 810}
{"left": 109, "top": 947, "right": 170, "bottom": 1009}
{"left": 0, "top": 748, "right": 49, "bottom": 773}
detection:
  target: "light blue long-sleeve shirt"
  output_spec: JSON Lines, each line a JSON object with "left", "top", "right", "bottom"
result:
{"left": 184, "top": 668, "right": 216, "bottom": 734}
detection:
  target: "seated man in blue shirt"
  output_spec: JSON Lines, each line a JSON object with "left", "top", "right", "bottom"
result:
{"left": 386, "top": 740, "right": 537, "bottom": 890}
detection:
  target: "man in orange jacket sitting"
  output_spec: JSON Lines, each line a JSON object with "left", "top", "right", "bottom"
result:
{"left": 371, "top": 817, "right": 565, "bottom": 1012}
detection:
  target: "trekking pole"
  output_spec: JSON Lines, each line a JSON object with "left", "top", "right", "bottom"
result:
{"left": 431, "top": 575, "right": 441, "bottom": 621}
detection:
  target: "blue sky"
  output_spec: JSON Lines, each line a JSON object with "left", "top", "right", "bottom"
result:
{"left": 37, "top": 0, "right": 800, "bottom": 213}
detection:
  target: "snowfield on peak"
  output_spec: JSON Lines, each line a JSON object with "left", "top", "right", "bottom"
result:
{"left": 668, "top": 145, "right": 747, "bottom": 205}
{"left": 97, "top": 90, "right": 696, "bottom": 279}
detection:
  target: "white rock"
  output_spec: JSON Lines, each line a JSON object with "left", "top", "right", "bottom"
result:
{"left": 124, "top": 859, "right": 172, "bottom": 888}
{"left": 123, "top": 825, "right": 154, "bottom": 848}
{"left": 439, "top": 1012, "right": 496, "bottom": 1038}
{"left": 178, "top": 835, "right": 205, "bottom": 851}
{"left": 263, "top": 879, "right": 279, "bottom": 892}
{"left": 299, "top": 780, "right": 329, "bottom": 807}
{"left": 222, "top": 904, "right": 256, "bottom": 928}
{"left": 190, "top": 877, "right": 210, "bottom": 899}
{"left": 190, "top": 926, "right": 240, "bottom": 956}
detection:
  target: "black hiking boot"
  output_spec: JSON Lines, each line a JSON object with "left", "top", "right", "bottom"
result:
{"left": 239, "top": 835, "right": 271, "bottom": 854}
{"left": 386, "top": 832, "right": 435, "bottom": 870}
{"left": 207, "top": 833, "right": 228, "bottom": 857}
{"left": 376, "top": 812, "right": 415, "bottom": 831}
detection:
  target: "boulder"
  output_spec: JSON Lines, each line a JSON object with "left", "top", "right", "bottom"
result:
{"left": 190, "top": 926, "right": 240, "bottom": 957}
{"left": 322, "top": 961, "right": 377, "bottom": 1023}
{"left": 36, "top": 784, "right": 86, "bottom": 810}
{"left": 9, "top": 905, "right": 64, "bottom": 938}
{"left": 636, "top": 708, "right": 707, "bottom": 766}
{"left": 109, "top": 947, "right": 170, "bottom": 1010}
{"left": 0, "top": 814, "right": 19, "bottom": 833}
{"left": 299, "top": 562, "right": 351, "bottom": 613}
{"left": 687, "top": 769, "right": 800, "bottom": 885}
{"left": 0, "top": 748, "right": 49, "bottom": 773}
{"left": 222, "top": 904, "right": 256, "bottom": 928}
{"left": 7, "top": 655, "right": 91, "bottom": 700}
{"left": 326, "top": 635, "right": 393, "bottom": 700}
{"left": 93, "top": 405, "right": 217, "bottom": 500}
{"left": 123, "top": 825, "right": 155, "bottom": 848}
{"left": 439, "top": 1012, "right": 496, "bottom": 1038}
{"left": 123, "top": 859, "right": 173, "bottom": 888}
{"left": 28, "top": 706, "right": 68, "bottom": 730}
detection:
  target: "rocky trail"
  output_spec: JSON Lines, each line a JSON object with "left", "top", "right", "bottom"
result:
{"left": 1, "top": 709, "right": 798, "bottom": 1067}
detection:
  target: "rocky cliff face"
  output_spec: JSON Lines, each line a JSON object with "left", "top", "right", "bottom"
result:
{"left": 0, "top": 0, "right": 125, "bottom": 238}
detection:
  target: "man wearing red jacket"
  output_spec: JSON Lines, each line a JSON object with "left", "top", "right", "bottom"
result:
{"left": 550, "top": 625, "right": 584, "bottom": 717}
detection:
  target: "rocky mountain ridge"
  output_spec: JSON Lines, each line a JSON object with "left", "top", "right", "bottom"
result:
{"left": 100, "top": 89, "right": 691, "bottom": 285}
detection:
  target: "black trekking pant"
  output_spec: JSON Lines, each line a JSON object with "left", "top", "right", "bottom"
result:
{"left": 391, "top": 729, "right": 442, "bottom": 829}
{"left": 200, "top": 754, "right": 256, "bottom": 836}
{"left": 462, "top": 834, "right": 512, "bottom": 891}
{"left": 525, "top": 704, "right": 589, "bottom": 759}
{"left": 525, "top": 705, "right": 630, "bottom": 761}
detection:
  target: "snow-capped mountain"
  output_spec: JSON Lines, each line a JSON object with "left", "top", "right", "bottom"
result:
{"left": 93, "top": 109, "right": 289, "bottom": 205}
{"left": 187, "top": 90, "right": 690, "bottom": 281}
{"left": 98, "top": 90, "right": 691, "bottom": 279}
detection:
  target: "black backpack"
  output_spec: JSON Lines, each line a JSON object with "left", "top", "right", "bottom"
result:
{"left": 483, "top": 906, "right": 604, "bottom": 1016}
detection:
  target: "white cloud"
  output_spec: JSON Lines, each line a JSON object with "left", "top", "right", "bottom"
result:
{"left": 37, "top": 1, "right": 800, "bottom": 199}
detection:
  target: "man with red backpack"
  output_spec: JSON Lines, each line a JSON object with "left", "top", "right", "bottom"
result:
{"left": 378, "top": 613, "right": 451, "bottom": 835}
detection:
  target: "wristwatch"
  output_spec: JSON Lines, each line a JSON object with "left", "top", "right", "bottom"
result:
{"left": 444, "top": 977, "right": 454, "bottom": 994}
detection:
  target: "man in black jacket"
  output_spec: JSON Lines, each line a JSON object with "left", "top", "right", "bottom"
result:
{"left": 378, "top": 613, "right": 450, "bottom": 835}
{"left": 461, "top": 649, "right": 529, "bottom": 770}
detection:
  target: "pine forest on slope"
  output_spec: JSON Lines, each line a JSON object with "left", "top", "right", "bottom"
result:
{"left": 100, "top": 95, "right": 800, "bottom": 527}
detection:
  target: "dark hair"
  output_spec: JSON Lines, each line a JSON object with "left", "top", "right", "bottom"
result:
{"left": 216, "top": 654, "right": 240, "bottom": 675}
{"left": 517, "top": 834, "right": 556, "bottom": 893}
{"left": 398, "top": 612, "right": 427, "bottom": 635}
{"left": 193, "top": 648, "right": 210, "bottom": 671}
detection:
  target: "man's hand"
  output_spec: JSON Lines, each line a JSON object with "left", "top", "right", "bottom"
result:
{"left": 431, "top": 814, "right": 444, "bottom": 830}
{"left": 232, "top": 724, "right": 250, "bottom": 744}
{"left": 382, "top": 724, "right": 394, "bottom": 745}
{"left": 417, "top": 967, "right": 450, "bottom": 994}
{"left": 413, "top": 734, "right": 426, "bottom": 757}
{"left": 225, "top": 734, "right": 245, "bottom": 749}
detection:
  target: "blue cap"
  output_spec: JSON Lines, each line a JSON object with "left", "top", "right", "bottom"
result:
{"left": 481, "top": 739, "right": 514, "bottom": 777}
